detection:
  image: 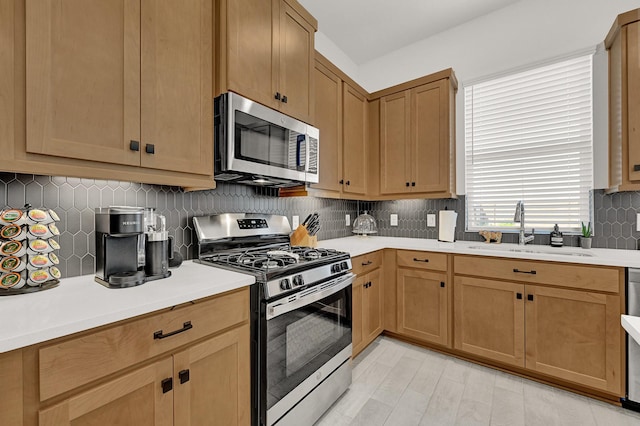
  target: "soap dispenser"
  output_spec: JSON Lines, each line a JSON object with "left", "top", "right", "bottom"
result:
{"left": 550, "top": 224, "right": 563, "bottom": 247}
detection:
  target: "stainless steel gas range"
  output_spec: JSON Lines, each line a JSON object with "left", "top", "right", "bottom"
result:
{"left": 193, "top": 213, "right": 353, "bottom": 426}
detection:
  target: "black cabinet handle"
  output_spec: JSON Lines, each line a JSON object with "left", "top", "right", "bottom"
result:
{"left": 339, "top": 179, "right": 344, "bottom": 184}
{"left": 130, "top": 140, "right": 140, "bottom": 151}
{"left": 282, "top": 95, "right": 288, "bottom": 103}
{"left": 527, "top": 294, "right": 534, "bottom": 301}
{"left": 362, "top": 260, "right": 372, "bottom": 266}
{"left": 406, "top": 182, "right": 410, "bottom": 187}
{"left": 411, "top": 182, "right": 416, "bottom": 187}
{"left": 145, "top": 144, "right": 155, "bottom": 154}
{"left": 275, "top": 92, "right": 281, "bottom": 100}
{"left": 154, "top": 321, "right": 193, "bottom": 340}
{"left": 516, "top": 293, "right": 523, "bottom": 299}
{"left": 413, "top": 258, "right": 429, "bottom": 263}
{"left": 634, "top": 164, "right": 640, "bottom": 172}
{"left": 440, "top": 282, "right": 445, "bottom": 288}
{"left": 161, "top": 378, "right": 173, "bottom": 393}
{"left": 346, "top": 181, "right": 350, "bottom": 186}
{"left": 179, "top": 369, "right": 190, "bottom": 384}
{"left": 513, "top": 268, "right": 536, "bottom": 275}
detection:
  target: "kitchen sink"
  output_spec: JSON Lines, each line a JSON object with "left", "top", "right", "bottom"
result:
{"left": 467, "top": 244, "right": 594, "bottom": 257}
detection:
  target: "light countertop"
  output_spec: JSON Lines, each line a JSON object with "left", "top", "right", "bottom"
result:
{"left": 622, "top": 315, "right": 640, "bottom": 346}
{"left": 0, "top": 261, "right": 254, "bottom": 353}
{"left": 318, "top": 236, "right": 640, "bottom": 268}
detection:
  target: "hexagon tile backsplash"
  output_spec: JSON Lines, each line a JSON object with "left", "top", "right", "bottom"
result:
{"left": 0, "top": 173, "right": 359, "bottom": 279}
{"left": 1, "top": 173, "right": 638, "bottom": 279}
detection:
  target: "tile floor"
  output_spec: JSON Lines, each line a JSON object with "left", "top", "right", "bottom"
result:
{"left": 315, "top": 336, "right": 640, "bottom": 426}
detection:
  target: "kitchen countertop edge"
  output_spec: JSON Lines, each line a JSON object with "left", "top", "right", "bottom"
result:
{"left": 0, "top": 261, "right": 255, "bottom": 354}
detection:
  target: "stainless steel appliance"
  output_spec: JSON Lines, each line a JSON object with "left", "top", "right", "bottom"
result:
{"left": 214, "top": 92, "right": 319, "bottom": 187}
{"left": 623, "top": 268, "right": 640, "bottom": 411}
{"left": 94, "top": 206, "right": 145, "bottom": 288}
{"left": 193, "top": 214, "right": 353, "bottom": 426}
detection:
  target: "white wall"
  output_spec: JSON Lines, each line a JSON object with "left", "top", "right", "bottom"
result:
{"left": 314, "top": 0, "right": 640, "bottom": 193}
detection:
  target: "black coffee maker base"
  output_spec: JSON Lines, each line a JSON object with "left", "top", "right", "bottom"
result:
{"left": 95, "top": 270, "right": 146, "bottom": 289}
{"left": 145, "top": 271, "right": 172, "bottom": 282}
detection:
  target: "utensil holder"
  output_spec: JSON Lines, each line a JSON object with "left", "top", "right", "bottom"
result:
{"left": 290, "top": 225, "right": 318, "bottom": 248}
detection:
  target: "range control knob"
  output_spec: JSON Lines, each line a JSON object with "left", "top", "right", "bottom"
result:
{"left": 340, "top": 261, "right": 349, "bottom": 271}
{"left": 331, "top": 264, "right": 340, "bottom": 273}
{"left": 292, "top": 275, "right": 304, "bottom": 287}
{"left": 279, "top": 278, "right": 291, "bottom": 290}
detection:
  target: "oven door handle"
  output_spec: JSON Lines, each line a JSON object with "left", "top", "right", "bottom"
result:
{"left": 266, "top": 273, "right": 355, "bottom": 320}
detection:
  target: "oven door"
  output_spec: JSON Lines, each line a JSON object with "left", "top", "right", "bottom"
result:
{"left": 264, "top": 272, "right": 353, "bottom": 426}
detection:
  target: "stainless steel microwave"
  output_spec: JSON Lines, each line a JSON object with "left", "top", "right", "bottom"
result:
{"left": 214, "top": 92, "right": 319, "bottom": 187}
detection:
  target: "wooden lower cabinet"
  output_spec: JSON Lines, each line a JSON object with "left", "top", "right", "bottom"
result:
{"left": 353, "top": 268, "right": 383, "bottom": 356}
{"left": 525, "top": 285, "right": 622, "bottom": 395}
{"left": 453, "top": 274, "right": 623, "bottom": 395}
{"left": 454, "top": 276, "right": 525, "bottom": 367}
{"left": 397, "top": 268, "right": 448, "bottom": 346}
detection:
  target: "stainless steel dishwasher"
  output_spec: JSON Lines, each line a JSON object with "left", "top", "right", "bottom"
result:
{"left": 623, "top": 268, "right": 640, "bottom": 411}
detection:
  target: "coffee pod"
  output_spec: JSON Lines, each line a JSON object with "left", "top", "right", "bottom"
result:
{"left": 0, "top": 209, "right": 26, "bottom": 226}
{"left": 27, "top": 239, "right": 53, "bottom": 255}
{"left": 48, "top": 239, "right": 60, "bottom": 250}
{"left": 0, "top": 240, "right": 26, "bottom": 257}
{"left": 49, "top": 209, "right": 60, "bottom": 222}
{"left": 0, "top": 272, "right": 26, "bottom": 289}
{"left": 27, "top": 254, "right": 54, "bottom": 270}
{"left": 0, "top": 256, "right": 27, "bottom": 273}
{"left": 49, "top": 266, "right": 61, "bottom": 280}
{"left": 49, "top": 223, "right": 60, "bottom": 236}
{"left": 26, "top": 209, "right": 53, "bottom": 224}
{"left": 27, "top": 269, "right": 51, "bottom": 286}
{"left": 27, "top": 224, "right": 53, "bottom": 239}
{"left": 1, "top": 224, "right": 27, "bottom": 240}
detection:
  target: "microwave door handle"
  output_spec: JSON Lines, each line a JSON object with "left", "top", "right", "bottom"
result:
{"left": 305, "top": 134, "right": 311, "bottom": 173}
{"left": 296, "top": 136, "right": 304, "bottom": 168}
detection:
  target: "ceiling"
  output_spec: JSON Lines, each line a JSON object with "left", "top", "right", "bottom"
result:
{"left": 297, "top": 0, "right": 522, "bottom": 65}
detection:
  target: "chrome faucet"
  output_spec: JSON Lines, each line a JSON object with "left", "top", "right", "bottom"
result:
{"left": 513, "top": 201, "right": 535, "bottom": 245}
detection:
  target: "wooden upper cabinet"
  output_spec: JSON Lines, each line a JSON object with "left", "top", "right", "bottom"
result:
{"left": 26, "top": 0, "right": 141, "bottom": 166}
{"left": 25, "top": 0, "right": 213, "bottom": 176}
{"left": 343, "top": 83, "right": 368, "bottom": 195}
{"left": 380, "top": 91, "right": 411, "bottom": 194}
{"left": 377, "top": 71, "right": 456, "bottom": 198}
{"left": 607, "top": 10, "right": 640, "bottom": 191}
{"left": 218, "top": 0, "right": 316, "bottom": 123}
{"left": 140, "top": 0, "right": 213, "bottom": 175}
{"left": 312, "top": 60, "right": 343, "bottom": 192}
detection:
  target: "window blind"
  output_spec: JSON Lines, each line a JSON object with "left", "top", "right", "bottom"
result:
{"left": 465, "top": 55, "right": 593, "bottom": 233}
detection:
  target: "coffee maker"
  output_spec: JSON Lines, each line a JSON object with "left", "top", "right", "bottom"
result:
{"left": 95, "top": 206, "right": 146, "bottom": 288}
{"left": 143, "top": 208, "right": 173, "bottom": 281}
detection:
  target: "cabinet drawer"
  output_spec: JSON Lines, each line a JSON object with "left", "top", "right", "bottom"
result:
{"left": 397, "top": 250, "right": 447, "bottom": 272}
{"left": 352, "top": 251, "right": 383, "bottom": 275}
{"left": 39, "top": 287, "right": 249, "bottom": 401}
{"left": 454, "top": 255, "right": 621, "bottom": 293}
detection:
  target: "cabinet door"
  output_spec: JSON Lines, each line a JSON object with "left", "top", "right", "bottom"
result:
{"left": 525, "top": 285, "right": 622, "bottom": 394}
{"left": 397, "top": 268, "right": 448, "bottom": 346}
{"left": 412, "top": 80, "right": 449, "bottom": 192}
{"left": 352, "top": 274, "right": 365, "bottom": 355}
{"left": 174, "top": 324, "right": 251, "bottom": 426}
{"left": 26, "top": 0, "right": 141, "bottom": 166}
{"left": 277, "top": 0, "right": 314, "bottom": 123}
{"left": 224, "top": 0, "right": 278, "bottom": 110}
{"left": 140, "top": 0, "right": 212, "bottom": 175}
{"left": 628, "top": 21, "right": 640, "bottom": 181}
{"left": 380, "top": 91, "right": 411, "bottom": 194}
{"left": 454, "top": 276, "right": 525, "bottom": 367}
{"left": 342, "top": 83, "right": 368, "bottom": 195}
{"left": 312, "top": 61, "right": 342, "bottom": 192}
{"left": 363, "top": 268, "right": 383, "bottom": 342}
{"left": 39, "top": 358, "right": 173, "bottom": 426}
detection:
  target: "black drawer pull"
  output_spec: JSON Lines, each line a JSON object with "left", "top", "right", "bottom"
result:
{"left": 513, "top": 268, "right": 536, "bottom": 275}
{"left": 413, "top": 258, "right": 429, "bottom": 263}
{"left": 161, "top": 377, "right": 173, "bottom": 393}
{"left": 130, "top": 140, "right": 140, "bottom": 151}
{"left": 440, "top": 282, "right": 445, "bottom": 288}
{"left": 362, "top": 260, "right": 373, "bottom": 266}
{"left": 406, "top": 182, "right": 410, "bottom": 187}
{"left": 145, "top": 143, "right": 155, "bottom": 154}
{"left": 346, "top": 180, "right": 350, "bottom": 185}
{"left": 154, "top": 321, "right": 193, "bottom": 340}
{"left": 411, "top": 182, "right": 416, "bottom": 186}
{"left": 516, "top": 293, "right": 523, "bottom": 299}
{"left": 275, "top": 92, "right": 281, "bottom": 100}
{"left": 527, "top": 294, "right": 534, "bottom": 301}
{"left": 282, "top": 95, "right": 288, "bottom": 103}
{"left": 179, "top": 369, "right": 190, "bottom": 384}
{"left": 339, "top": 179, "right": 344, "bottom": 184}
{"left": 634, "top": 164, "right": 640, "bottom": 172}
